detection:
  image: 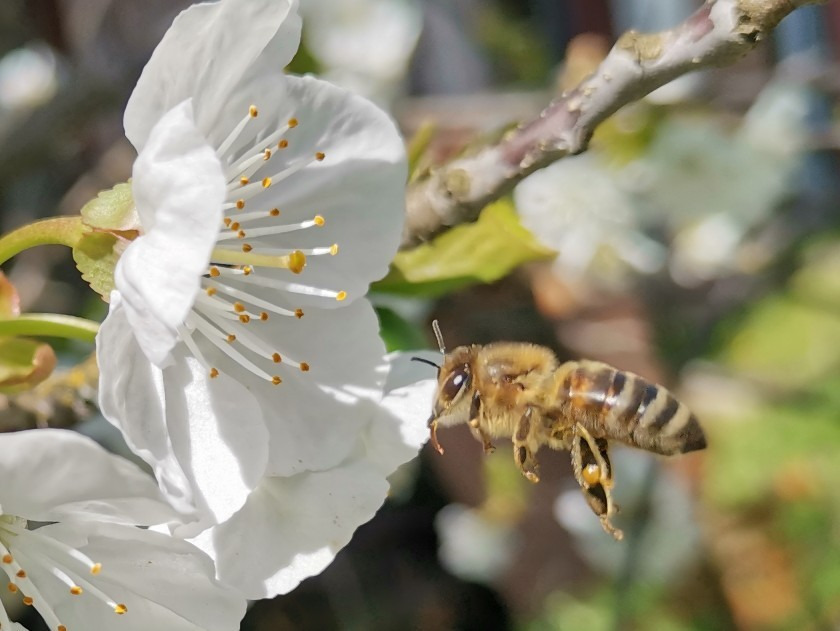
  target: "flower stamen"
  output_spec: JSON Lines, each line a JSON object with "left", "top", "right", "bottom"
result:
{"left": 226, "top": 271, "right": 347, "bottom": 301}
{"left": 216, "top": 104, "right": 260, "bottom": 158}
{"left": 202, "top": 279, "right": 302, "bottom": 318}
{"left": 203, "top": 310, "right": 310, "bottom": 372}
{"left": 223, "top": 117, "right": 300, "bottom": 181}
{"left": 1, "top": 520, "right": 129, "bottom": 631}
{"left": 215, "top": 217, "right": 325, "bottom": 241}
{"left": 187, "top": 313, "right": 277, "bottom": 384}
{"left": 209, "top": 247, "right": 307, "bottom": 272}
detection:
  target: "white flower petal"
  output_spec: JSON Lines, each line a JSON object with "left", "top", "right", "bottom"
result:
{"left": 117, "top": 100, "right": 225, "bottom": 366}
{"left": 364, "top": 351, "right": 436, "bottom": 475}
{"left": 212, "top": 73, "right": 406, "bottom": 308}
{"left": 192, "top": 460, "right": 388, "bottom": 599}
{"left": 97, "top": 297, "right": 195, "bottom": 514}
{"left": 200, "top": 297, "right": 386, "bottom": 476}
{"left": 124, "top": 0, "right": 301, "bottom": 150}
{"left": 0, "top": 429, "right": 177, "bottom": 525}
{"left": 189, "top": 351, "right": 434, "bottom": 599}
{"left": 26, "top": 522, "right": 245, "bottom": 631}
{"left": 98, "top": 297, "right": 269, "bottom": 526}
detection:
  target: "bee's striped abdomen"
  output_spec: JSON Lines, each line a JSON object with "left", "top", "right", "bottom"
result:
{"left": 555, "top": 360, "right": 706, "bottom": 455}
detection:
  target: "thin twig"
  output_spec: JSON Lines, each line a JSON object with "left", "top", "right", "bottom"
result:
{"left": 401, "top": 0, "right": 825, "bottom": 248}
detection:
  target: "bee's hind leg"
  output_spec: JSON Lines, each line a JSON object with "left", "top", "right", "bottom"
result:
{"left": 513, "top": 406, "right": 540, "bottom": 483}
{"left": 571, "top": 424, "right": 623, "bottom": 540}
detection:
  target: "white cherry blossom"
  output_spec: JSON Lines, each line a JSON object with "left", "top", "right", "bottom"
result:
{"left": 0, "top": 429, "right": 244, "bottom": 631}
{"left": 96, "top": 0, "right": 408, "bottom": 531}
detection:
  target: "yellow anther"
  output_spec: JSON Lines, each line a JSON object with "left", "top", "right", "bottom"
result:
{"left": 243, "top": 266, "right": 253, "bottom": 275}
{"left": 242, "top": 243, "right": 253, "bottom": 253}
{"left": 299, "top": 362, "right": 310, "bottom": 372}
{"left": 239, "top": 314, "right": 251, "bottom": 323}
{"left": 210, "top": 368, "right": 219, "bottom": 378}
{"left": 288, "top": 118, "right": 298, "bottom": 128}
{"left": 226, "top": 334, "right": 236, "bottom": 343}
{"left": 263, "top": 149, "right": 272, "bottom": 160}
{"left": 236, "top": 199, "right": 246, "bottom": 210}
{"left": 59, "top": 626, "right": 67, "bottom": 631}
{"left": 22, "top": 596, "right": 33, "bottom": 606}
{"left": 294, "top": 308, "right": 304, "bottom": 319}
{"left": 70, "top": 586, "right": 83, "bottom": 596}
{"left": 240, "top": 176, "right": 250, "bottom": 186}
{"left": 582, "top": 464, "right": 601, "bottom": 486}
{"left": 262, "top": 177, "right": 272, "bottom": 188}
{"left": 223, "top": 217, "right": 232, "bottom": 227}
{"left": 271, "top": 376, "right": 282, "bottom": 385}
{"left": 230, "top": 222, "right": 240, "bottom": 231}
{"left": 313, "top": 215, "right": 325, "bottom": 227}
{"left": 272, "top": 352, "right": 282, "bottom": 363}
{"left": 260, "top": 312, "right": 269, "bottom": 321}
{"left": 336, "top": 291, "right": 347, "bottom": 301}
{"left": 249, "top": 105, "right": 259, "bottom": 118}
{"left": 269, "top": 208, "right": 280, "bottom": 216}
{"left": 16, "top": 570, "right": 25, "bottom": 579}
{"left": 330, "top": 244, "right": 339, "bottom": 255}
{"left": 233, "top": 302, "right": 245, "bottom": 313}
{"left": 237, "top": 230, "right": 246, "bottom": 239}
{"left": 7, "top": 583, "right": 17, "bottom": 593}
{"left": 288, "top": 250, "right": 306, "bottom": 274}
{"left": 278, "top": 139, "right": 289, "bottom": 149}
{"left": 206, "top": 287, "right": 217, "bottom": 296}
{"left": 2, "top": 554, "right": 12, "bottom": 564}
{"left": 209, "top": 267, "right": 221, "bottom": 277}
{"left": 90, "top": 563, "right": 102, "bottom": 575}
{"left": 114, "top": 603, "right": 128, "bottom": 615}
{"left": 315, "top": 151, "right": 325, "bottom": 161}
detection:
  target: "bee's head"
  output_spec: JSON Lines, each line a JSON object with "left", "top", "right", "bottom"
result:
{"left": 432, "top": 345, "right": 476, "bottom": 427}
{"left": 411, "top": 320, "right": 479, "bottom": 455}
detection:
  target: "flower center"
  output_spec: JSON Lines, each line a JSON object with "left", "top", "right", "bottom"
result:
{"left": 185, "top": 104, "right": 345, "bottom": 385}
{"left": 0, "top": 516, "right": 127, "bottom": 631}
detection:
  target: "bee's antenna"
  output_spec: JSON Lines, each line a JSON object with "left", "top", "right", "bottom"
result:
{"left": 432, "top": 319, "right": 446, "bottom": 354}
{"left": 411, "top": 357, "right": 440, "bottom": 370}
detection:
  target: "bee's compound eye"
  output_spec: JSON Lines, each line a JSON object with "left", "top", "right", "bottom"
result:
{"left": 442, "top": 365, "right": 470, "bottom": 401}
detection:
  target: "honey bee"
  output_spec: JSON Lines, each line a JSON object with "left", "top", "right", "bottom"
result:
{"left": 415, "top": 321, "right": 706, "bottom": 540}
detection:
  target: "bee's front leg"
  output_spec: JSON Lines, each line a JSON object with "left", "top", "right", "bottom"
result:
{"left": 571, "top": 424, "right": 622, "bottom": 540}
{"left": 467, "top": 392, "right": 495, "bottom": 454}
{"left": 513, "top": 406, "right": 540, "bottom": 483}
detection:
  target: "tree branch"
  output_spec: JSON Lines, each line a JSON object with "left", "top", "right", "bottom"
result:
{"left": 401, "top": 0, "right": 825, "bottom": 248}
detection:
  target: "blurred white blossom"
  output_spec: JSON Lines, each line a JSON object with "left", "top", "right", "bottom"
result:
{"left": 301, "top": 0, "right": 422, "bottom": 105}
{"left": 435, "top": 503, "right": 518, "bottom": 583}
{"left": 0, "top": 44, "right": 57, "bottom": 111}
{"left": 515, "top": 153, "right": 665, "bottom": 292}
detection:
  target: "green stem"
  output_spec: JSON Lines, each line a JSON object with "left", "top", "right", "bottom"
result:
{"left": 0, "top": 314, "right": 99, "bottom": 343}
{"left": 0, "top": 217, "right": 87, "bottom": 266}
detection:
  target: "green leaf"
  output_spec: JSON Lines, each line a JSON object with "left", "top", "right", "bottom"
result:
{"left": 376, "top": 199, "right": 556, "bottom": 297}
{"left": 376, "top": 307, "right": 428, "bottom": 352}
{"left": 0, "top": 337, "right": 57, "bottom": 393}
{"left": 73, "top": 232, "right": 125, "bottom": 300}
{"left": 407, "top": 121, "right": 436, "bottom": 180}
{"left": 80, "top": 181, "right": 137, "bottom": 230}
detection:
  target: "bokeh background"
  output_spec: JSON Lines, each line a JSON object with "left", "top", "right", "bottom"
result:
{"left": 2, "top": 0, "right": 840, "bottom": 629}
